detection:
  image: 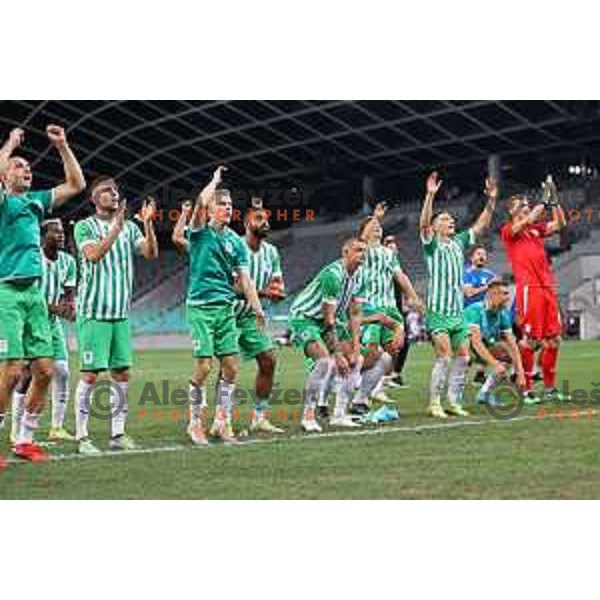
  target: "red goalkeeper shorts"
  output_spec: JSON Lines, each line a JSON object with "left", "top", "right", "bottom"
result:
{"left": 515, "top": 282, "right": 562, "bottom": 340}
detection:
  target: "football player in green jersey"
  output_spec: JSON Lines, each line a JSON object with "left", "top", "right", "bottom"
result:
{"left": 73, "top": 177, "right": 158, "bottom": 454}
{"left": 235, "top": 202, "right": 286, "bottom": 434}
{"left": 465, "top": 280, "right": 526, "bottom": 406}
{"left": 174, "top": 166, "right": 265, "bottom": 446}
{"left": 352, "top": 203, "right": 424, "bottom": 412}
{"left": 420, "top": 171, "right": 497, "bottom": 419}
{"left": 290, "top": 238, "right": 367, "bottom": 432}
{"left": 0, "top": 125, "right": 85, "bottom": 467}
{"left": 11, "top": 219, "right": 77, "bottom": 446}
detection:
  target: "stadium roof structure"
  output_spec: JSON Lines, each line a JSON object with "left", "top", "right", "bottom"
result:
{"left": 2, "top": 100, "right": 600, "bottom": 211}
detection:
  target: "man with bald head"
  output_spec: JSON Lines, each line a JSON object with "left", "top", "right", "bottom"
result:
{"left": 0, "top": 125, "right": 86, "bottom": 467}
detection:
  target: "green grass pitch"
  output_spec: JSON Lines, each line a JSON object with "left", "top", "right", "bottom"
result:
{"left": 2, "top": 340, "right": 600, "bottom": 499}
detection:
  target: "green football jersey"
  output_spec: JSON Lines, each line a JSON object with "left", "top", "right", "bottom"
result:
{"left": 465, "top": 300, "right": 513, "bottom": 345}
{"left": 0, "top": 188, "right": 53, "bottom": 282}
{"left": 186, "top": 225, "right": 249, "bottom": 306}
{"left": 74, "top": 216, "right": 144, "bottom": 320}
{"left": 235, "top": 238, "right": 282, "bottom": 318}
{"left": 422, "top": 228, "right": 475, "bottom": 316}
{"left": 41, "top": 250, "right": 77, "bottom": 309}
{"left": 361, "top": 244, "right": 402, "bottom": 311}
{"left": 290, "top": 259, "right": 364, "bottom": 324}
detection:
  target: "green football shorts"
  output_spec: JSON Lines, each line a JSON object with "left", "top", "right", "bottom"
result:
{"left": 426, "top": 312, "right": 469, "bottom": 351}
{"left": 361, "top": 306, "right": 404, "bottom": 348}
{"left": 237, "top": 312, "right": 274, "bottom": 360}
{"left": 50, "top": 317, "right": 69, "bottom": 362}
{"left": 0, "top": 282, "right": 53, "bottom": 361}
{"left": 290, "top": 316, "right": 352, "bottom": 371}
{"left": 187, "top": 303, "right": 239, "bottom": 358}
{"left": 77, "top": 317, "right": 132, "bottom": 372}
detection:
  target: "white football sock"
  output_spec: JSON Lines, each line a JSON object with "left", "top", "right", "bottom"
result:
{"left": 18, "top": 411, "right": 40, "bottom": 444}
{"left": 75, "top": 380, "right": 92, "bottom": 441}
{"left": 110, "top": 381, "right": 129, "bottom": 438}
{"left": 11, "top": 391, "right": 26, "bottom": 440}
{"left": 215, "top": 379, "right": 235, "bottom": 424}
{"left": 304, "top": 357, "right": 333, "bottom": 419}
{"left": 189, "top": 382, "right": 207, "bottom": 424}
{"left": 481, "top": 373, "right": 496, "bottom": 397}
{"left": 355, "top": 353, "right": 392, "bottom": 405}
{"left": 333, "top": 362, "right": 361, "bottom": 419}
{"left": 430, "top": 357, "right": 451, "bottom": 406}
{"left": 51, "top": 360, "right": 70, "bottom": 429}
{"left": 447, "top": 356, "right": 469, "bottom": 405}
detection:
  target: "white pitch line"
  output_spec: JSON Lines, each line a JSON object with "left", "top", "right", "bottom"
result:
{"left": 4, "top": 411, "right": 558, "bottom": 466}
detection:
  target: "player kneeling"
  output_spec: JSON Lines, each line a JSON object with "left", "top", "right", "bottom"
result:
{"left": 465, "top": 281, "right": 526, "bottom": 406}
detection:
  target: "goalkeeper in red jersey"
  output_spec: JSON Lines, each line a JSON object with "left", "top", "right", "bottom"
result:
{"left": 500, "top": 176, "right": 568, "bottom": 403}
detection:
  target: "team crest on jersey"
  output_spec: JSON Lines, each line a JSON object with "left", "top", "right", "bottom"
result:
{"left": 224, "top": 241, "right": 234, "bottom": 255}
{"left": 0, "top": 339, "right": 7, "bottom": 354}
{"left": 83, "top": 351, "right": 94, "bottom": 365}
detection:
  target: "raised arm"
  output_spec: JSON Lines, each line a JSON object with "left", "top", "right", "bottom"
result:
{"left": 420, "top": 172, "right": 442, "bottom": 240}
{"left": 172, "top": 200, "right": 192, "bottom": 254}
{"left": 190, "top": 165, "right": 226, "bottom": 230}
{"left": 543, "top": 178, "right": 567, "bottom": 235}
{"left": 139, "top": 197, "right": 159, "bottom": 260}
{"left": 0, "top": 128, "right": 24, "bottom": 182}
{"left": 510, "top": 203, "right": 545, "bottom": 236}
{"left": 46, "top": 125, "right": 86, "bottom": 207}
{"left": 472, "top": 178, "right": 498, "bottom": 237}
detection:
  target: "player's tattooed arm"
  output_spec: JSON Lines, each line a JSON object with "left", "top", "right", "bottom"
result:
{"left": 47, "top": 125, "right": 86, "bottom": 207}
{"left": 472, "top": 177, "right": 498, "bottom": 237}
{"left": 420, "top": 172, "right": 442, "bottom": 240}
{"left": 139, "top": 197, "right": 159, "bottom": 260}
{"left": 349, "top": 300, "right": 363, "bottom": 355}
{"left": 322, "top": 301, "right": 339, "bottom": 351}
{"left": 172, "top": 200, "right": 192, "bottom": 254}
{"left": 501, "top": 332, "right": 526, "bottom": 388}
{"left": 0, "top": 128, "right": 24, "bottom": 181}
{"left": 190, "top": 165, "right": 226, "bottom": 229}
{"left": 237, "top": 269, "right": 266, "bottom": 328}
